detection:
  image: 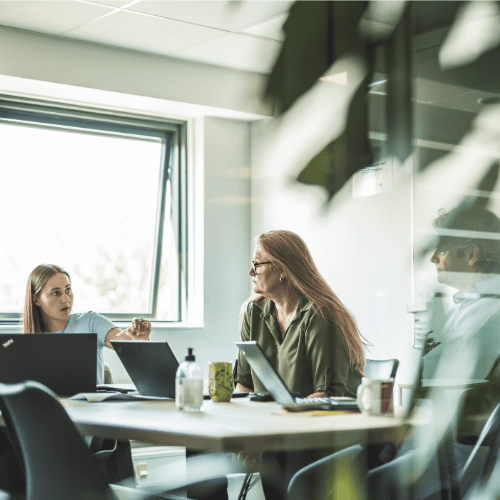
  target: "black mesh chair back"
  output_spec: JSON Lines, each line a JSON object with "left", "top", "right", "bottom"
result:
{"left": 0, "top": 381, "right": 112, "bottom": 500}
{"left": 364, "top": 359, "right": 399, "bottom": 379}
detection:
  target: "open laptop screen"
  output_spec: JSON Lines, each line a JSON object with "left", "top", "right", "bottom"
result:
{"left": 236, "top": 341, "right": 296, "bottom": 405}
{"left": 0, "top": 333, "right": 97, "bottom": 396}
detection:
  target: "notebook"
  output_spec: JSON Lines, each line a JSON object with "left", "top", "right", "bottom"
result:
{"left": 111, "top": 340, "right": 248, "bottom": 400}
{"left": 236, "top": 341, "right": 360, "bottom": 411}
{"left": 0, "top": 333, "right": 97, "bottom": 396}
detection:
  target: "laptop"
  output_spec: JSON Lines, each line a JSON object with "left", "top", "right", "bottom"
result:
{"left": 111, "top": 340, "right": 248, "bottom": 400}
{"left": 111, "top": 340, "right": 179, "bottom": 399}
{"left": 0, "top": 333, "right": 97, "bottom": 396}
{"left": 236, "top": 341, "right": 360, "bottom": 411}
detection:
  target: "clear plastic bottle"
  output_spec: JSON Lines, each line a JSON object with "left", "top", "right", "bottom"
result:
{"left": 175, "top": 347, "right": 203, "bottom": 411}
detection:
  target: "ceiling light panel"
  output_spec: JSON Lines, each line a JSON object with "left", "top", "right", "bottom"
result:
{"left": 127, "top": 1, "right": 292, "bottom": 32}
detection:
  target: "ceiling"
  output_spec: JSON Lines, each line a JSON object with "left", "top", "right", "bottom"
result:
{"left": 0, "top": 1, "right": 498, "bottom": 114}
{"left": 0, "top": 0, "right": 465, "bottom": 76}
{"left": 0, "top": 0, "right": 293, "bottom": 74}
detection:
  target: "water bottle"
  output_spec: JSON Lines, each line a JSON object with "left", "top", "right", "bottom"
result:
{"left": 175, "top": 347, "right": 203, "bottom": 411}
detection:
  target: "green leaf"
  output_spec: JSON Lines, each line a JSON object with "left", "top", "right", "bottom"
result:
{"left": 297, "top": 50, "right": 374, "bottom": 201}
{"left": 265, "top": 1, "right": 368, "bottom": 114}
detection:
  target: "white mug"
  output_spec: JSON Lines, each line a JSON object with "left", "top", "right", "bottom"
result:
{"left": 356, "top": 377, "right": 394, "bottom": 415}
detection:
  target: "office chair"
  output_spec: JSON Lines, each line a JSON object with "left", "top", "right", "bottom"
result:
{"left": 364, "top": 359, "right": 399, "bottom": 379}
{"left": 288, "top": 401, "right": 500, "bottom": 500}
{"left": 104, "top": 362, "right": 114, "bottom": 384}
{"left": 459, "top": 401, "right": 500, "bottom": 498}
{"left": 0, "top": 381, "right": 239, "bottom": 500}
{"left": 91, "top": 362, "right": 134, "bottom": 485}
{"left": 233, "top": 358, "right": 238, "bottom": 388}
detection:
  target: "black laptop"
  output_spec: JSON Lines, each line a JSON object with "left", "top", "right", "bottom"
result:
{"left": 111, "top": 340, "right": 249, "bottom": 400}
{"left": 0, "top": 333, "right": 97, "bottom": 396}
{"left": 111, "top": 341, "right": 179, "bottom": 399}
{"left": 236, "top": 341, "right": 360, "bottom": 411}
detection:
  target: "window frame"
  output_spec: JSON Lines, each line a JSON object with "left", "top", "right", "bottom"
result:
{"left": 0, "top": 96, "right": 188, "bottom": 324}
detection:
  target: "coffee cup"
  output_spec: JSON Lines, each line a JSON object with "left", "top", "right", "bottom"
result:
{"left": 208, "top": 362, "right": 234, "bottom": 402}
{"left": 356, "top": 377, "right": 394, "bottom": 415}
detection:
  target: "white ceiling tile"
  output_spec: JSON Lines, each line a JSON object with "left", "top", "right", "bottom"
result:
{"left": 64, "top": 9, "right": 222, "bottom": 54}
{"left": 428, "top": 90, "right": 500, "bottom": 114}
{"left": 0, "top": 1, "right": 113, "bottom": 34}
{"left": 239, "top": 12, "right": 287, "bottom": 41}
{"left": 86, "top": 0, "right": 131, "bottom": 6}
{"left": 415, "top": 78, "right": 474, "bottom": 103}
{"left": 127, "top": 1, "right": 292, "bottom": 31}
{"left": 172, "top": 32, "right": 282, "bottom": 74}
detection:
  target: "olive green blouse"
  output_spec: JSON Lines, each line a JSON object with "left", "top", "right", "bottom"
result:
{"left": 235, "top": 295, "right": 362, "bottom": 398}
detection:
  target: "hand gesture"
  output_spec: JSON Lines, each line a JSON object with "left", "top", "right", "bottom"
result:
{"left": 130, "top": 317, "right": 151, "bottom": 340}
{"left": 116, "top": 317, "right": 151, "bottom": 341}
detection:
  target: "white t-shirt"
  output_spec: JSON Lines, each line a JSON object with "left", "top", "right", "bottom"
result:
{"left": 48, "top": 311, "right": 115, "bottom": 385}
{"left": 423, "top": 275, "right": 500, "bottom": 382}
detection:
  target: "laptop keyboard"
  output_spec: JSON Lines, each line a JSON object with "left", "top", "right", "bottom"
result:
{"left": 295, "top": 397, "right": 352, "bottom": 404}
{"left": 293, "top": 397, "right": 360, "bottom": 410}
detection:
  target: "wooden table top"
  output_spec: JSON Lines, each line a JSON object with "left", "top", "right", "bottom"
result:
{"left": 54, "top": 397, "right": 419, "bottom": 453}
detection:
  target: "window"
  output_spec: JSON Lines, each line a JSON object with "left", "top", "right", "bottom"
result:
{"left": 0, "top": 97, "right": 187, "bottom": 323}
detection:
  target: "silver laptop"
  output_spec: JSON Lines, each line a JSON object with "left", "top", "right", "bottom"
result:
{"left": 236, "top": 341, "right": 360, "bottom": 411}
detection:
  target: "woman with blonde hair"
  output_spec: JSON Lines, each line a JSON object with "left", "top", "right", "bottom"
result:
{"left": 24, "top": 263, "right": 151, "bottom": 385}
{"left": 236, "top": 230, "right": 366, "bottom": 399}
{"left": 234, "top": 230, "right": 366, "bottom": 500}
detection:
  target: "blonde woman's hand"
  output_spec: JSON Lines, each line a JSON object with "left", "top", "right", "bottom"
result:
{"left": 116, "top": 318, "right": 151, "bottom": 341}
{"left": 130, "top": 317, "right": 151, "bottom": 340}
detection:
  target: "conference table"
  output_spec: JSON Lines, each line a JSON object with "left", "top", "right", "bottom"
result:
{"left": 52, "top": 397, "right": 420, "bottom": 454}
{"left": 0, "top": 391, "right": 483, "bottom": 500}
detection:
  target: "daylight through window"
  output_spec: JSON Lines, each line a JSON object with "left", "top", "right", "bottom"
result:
{"left": 0, "top": 99, "right": 186, "bottom": 323}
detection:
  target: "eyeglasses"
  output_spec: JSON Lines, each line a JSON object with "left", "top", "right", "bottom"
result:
{"left": 251, "top": 261, "right": 271, "bottom": 273}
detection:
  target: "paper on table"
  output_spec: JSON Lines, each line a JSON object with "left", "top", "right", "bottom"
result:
{"left": 70, "top": 392, "right": 126, "bottom": 402}
{"left": 69, "top": 392, "right": 175, "bottom": 402}
{"left": 273, "top": 409, "right": 358, "bottom": 416}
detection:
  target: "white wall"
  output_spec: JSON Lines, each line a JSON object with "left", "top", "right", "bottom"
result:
{"left": 134, "top": 117, "right": 252, "bottom": 380}
{"left": 250, "top": 119, "right": 421, "bottom": 397}
{"left": 0, "top": 24, "right": 423, "bottom": 392}
{"left": 0, "top": 27, "right": 271, "bottom": 119}
{"left": 0, "top": 27, "right": 256, "bottom": 382}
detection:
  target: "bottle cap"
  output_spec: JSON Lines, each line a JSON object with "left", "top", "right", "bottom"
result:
{"left": 185, "top": 347, "right": 195, "bottom": 362}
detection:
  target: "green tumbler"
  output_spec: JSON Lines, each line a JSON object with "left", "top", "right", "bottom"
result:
{"left": 208, "top": 362, "right": 234, "bottom": 402}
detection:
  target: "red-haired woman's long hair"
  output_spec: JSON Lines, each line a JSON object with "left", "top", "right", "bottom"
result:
{"left": 244, "top": 230, "right": 367, "bottom": 373}
{"left": 23, "top": 264, "right": 71, "bottom": 333}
